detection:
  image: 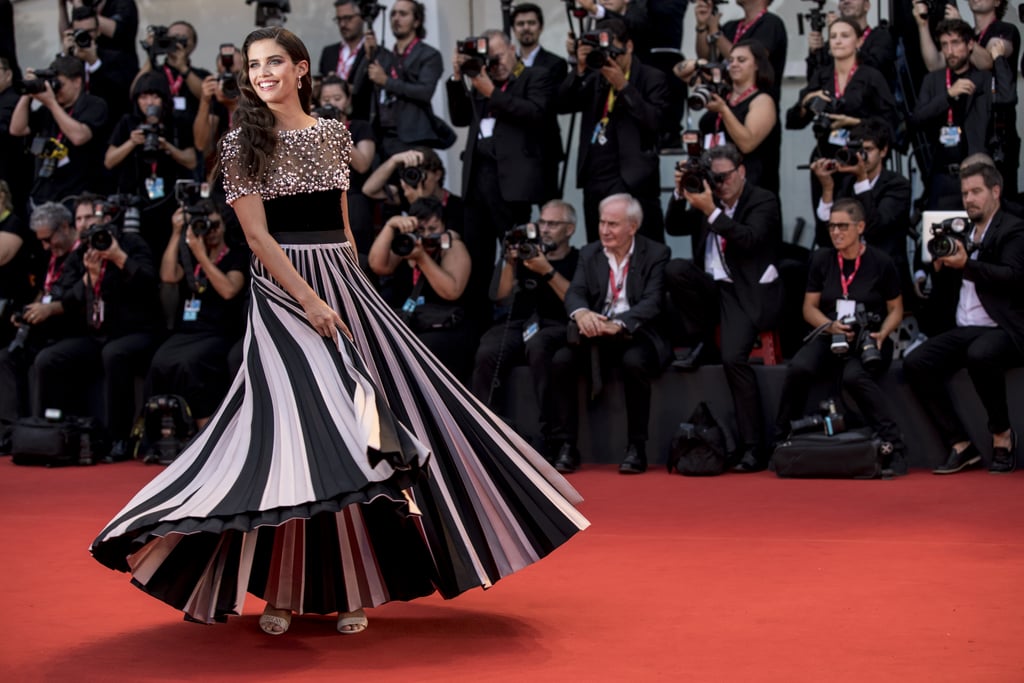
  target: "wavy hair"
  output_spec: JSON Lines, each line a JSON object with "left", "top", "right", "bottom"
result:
{"left": 227, "top": 27, "right": 313, "bottom": 180}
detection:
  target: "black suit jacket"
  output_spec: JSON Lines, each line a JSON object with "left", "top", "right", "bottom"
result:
{"left": 318, "top": 42, "right": 373, "bottom": 121}
{"left": 529, "top": 48, "right": 569, "bottom": 198}
{"left": 932, "top": 209, "right": 1024, "bottom": 352}
{"left": 564, "top": 234, "right": 672, "bottom": 362}
{"left": 665, "top": 182, "right": 784, "bottom": 330}
{"left": 556, "top": 56, "right": 670, "bottom": 199}
{"left": 816, "top": 170, "right": 912, "bottom": 265}
{"left": 911, "top": 66, "right": 992, "bottom": 163}
{"left": 372, "top": 41, "right": 443, "bottom": 146}
{"left": 445, "top": 67, "right": 554, "bottom": 204}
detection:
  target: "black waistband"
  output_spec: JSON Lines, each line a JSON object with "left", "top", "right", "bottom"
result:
{"left": 272, "top": 230, "right": 348, "bottom": 245}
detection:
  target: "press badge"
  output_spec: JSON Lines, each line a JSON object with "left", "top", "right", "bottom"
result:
{"left": 173, "top": 96, "right": 187, "bottom": 111}
{"left": 478, "top": 117, "right": 496, "bottom": 138}
{"left": 145, "top": 176, "right": 165, "bottom": 200}
{"left": 827, "top": 127, "right": 850, "bottom": 147}
{"left": 183, "top": 297, "right": 201, "bottom": 321}
{"left": 704, "top": 132, "right": 726, "bottom": 149}
{"left": 41, "top": 294, "right": 53, "bottom": 304}
{"left": 57, "top": 155, "right": 71, "bottom": 168}
{"left": 592, "top": 123, "right": 608, "bottom": 146}
{"left": 401, "top": 296, "right": 425, "bottom": 314}
{"left": 522, "top": 321, "right": 539, "bottom": 342}
{"left": 836, "top": 299, "right": 856, "bottom": 318}
{"left": 939, "top": 126, "right": 961, "bottom": 147}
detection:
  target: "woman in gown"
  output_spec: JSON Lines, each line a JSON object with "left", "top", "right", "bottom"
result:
{"left": 90, "top": 27, "right": 589, "bottom": 636}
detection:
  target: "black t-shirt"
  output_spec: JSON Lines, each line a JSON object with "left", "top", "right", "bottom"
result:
{"left": 806, "top": 244, "right": 900, "bottom": 321}
{"left": 723, "top": 13, "right": 788, "bottom": 99}
{"left": 698, "top": 93, "right": 781, "bottom": 195}
{"left": 0, "top": 211, "right": 37, "bottom": 305}
{"left": 508, "top": 247, "right": 579, "bottom": 322}
{"left": 107, "top": 113, "right": 195, "bottom": 198}
{"left": 979, "top": 20, "right": 1021, "bottom": 80}
{"left": 28, "top": 92, "right": 109, "bottom": 204}
{"left": 347, "top": 119, "right": 374, "bottom": 193}
{"left": 98, "top": 0, "right": 140, "bottom": 69}
{"left": 175, "top": 245, "right": 248, "bottom": 335}
{"left": 160, "top": 64, "right": 212, "bottom": 129}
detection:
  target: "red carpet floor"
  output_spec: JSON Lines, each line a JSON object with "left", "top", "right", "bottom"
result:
{"left": 1, "top": 459, "right": 1023, "bottom": 682}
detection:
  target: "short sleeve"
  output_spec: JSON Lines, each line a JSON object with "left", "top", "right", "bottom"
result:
{"left": 806, "top": 249, "right": 829, "bottom": 294}
{"left": 219, "top": 130, "right": 261, "bottom": 205}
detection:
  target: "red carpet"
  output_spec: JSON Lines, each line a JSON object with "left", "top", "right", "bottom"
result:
{"left": 2, "top": 460, "right": 1023, "bottom": 682}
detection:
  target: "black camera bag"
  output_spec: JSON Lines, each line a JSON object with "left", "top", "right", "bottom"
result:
{"left": 772, "top": 428, "right": 881, "bottom": 479}
{"left": 11, "top": 417, "right": 93, "bottom": 467}
{"left": 667, "top": 402, "right": 728, "bottom": 476}
{"left": 132, "top": 394, "right": 196, "bottom": 465}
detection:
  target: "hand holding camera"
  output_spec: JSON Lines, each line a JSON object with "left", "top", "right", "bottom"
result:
{"left": 694, "top": 0, "right": 721, "bottom": 34}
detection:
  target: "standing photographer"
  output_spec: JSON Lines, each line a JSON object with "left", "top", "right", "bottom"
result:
{"left": 694, "top": 0, "right": 787, "bottom": 100}
{"left": 318, "top": 0, "right": 375, "bottom": 122}
{"left": 136, "top": 21, "right": 211, "bottom": 130}
{"left": 9, "top": 56, "right": 109, "bottom": 207}
{"left": 58, "top": 0, "right": 139, "bottom": 73}
{"left": 194, "top": 44, "right": 242, "bottom": 181}
{"left": 62, "top": 5, "right": 135, "bottom": 125}
{"left": 773, "top": 198, "right": 905, "bottom": 473}
{"left": 904, "top": 163, "right": 1024, "bottom": 474}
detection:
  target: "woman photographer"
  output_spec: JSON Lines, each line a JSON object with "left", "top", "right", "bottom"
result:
{"left": 104, "top": 71, "right": 197, "bottom": 254}
{"left": 674, "top": 40, "right": 781, "bottom": 194}
{"left": 315, "top": 75, "right": 375, "bottom": 251}
{"left": 147, "top": 202, "right": 247, "bottom": 428}
{"left": 773, "top": 198, "right": 905, "bottom": 473}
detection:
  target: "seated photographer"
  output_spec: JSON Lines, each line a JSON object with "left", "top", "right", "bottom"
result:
{"left": 194, "top": 44, "right": 242, "bottom": 181}
{"left": 553, "top": 193, "right": 672, "bottom": 474}
{"left": 32, "top": 214, "right": 160, "bottom": 460}
{"left": 8, "top": 55, "right": 109, "bottom": 206}
{"left": 315, "top": 75, "right": 376, "bottom": 252}
{"left": 904, "top": 163, "right": 1024, "bottom": 475}
{"left": 786, "top": 18, "right": 897, "bottom": 207}
{"left": 812, "top": 119, "right": 914, "bottom": 301}
{"left": 663, "top": 143, "right": 784, "bottom": 472}
{"left": 104, "top": 71, "right": 197, "bottom": 254}
{"left": 62, "top": 4, "right": 136, "bottom": 125}
{"left": 674, "top": 39, "right": 781, "bottom": 194}
{"left": 362, "top": 146, "right": 464, "bottom": 237}
{"left": 0, "top": 202, "right": 84, "bottom": 433}
{"left": 773, "top": 198, "right": 906, "bottom": 473}
{"left": 367, "top": 195, "right": 473, "bottom": 381}
{"left": 470, "top": 200, "right": 579, "bottom": 467}
{"left": 58, "top": 0, "right": 140, "bottom": 73}
{"left": 148, "top": 204, "right": 246, "bottom": 429}
{"left": 0, "top": 180, "right": 37, "bottom": 345}
{"left": 694, "top": 0, "right": 788, "bottom": 101}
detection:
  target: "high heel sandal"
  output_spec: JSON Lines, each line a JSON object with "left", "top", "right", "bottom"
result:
{"left": 259, "top": 605, "right": 293, "bottom": 635}
{"left": 337, "top": 608, "right": 368, "bottom": 635}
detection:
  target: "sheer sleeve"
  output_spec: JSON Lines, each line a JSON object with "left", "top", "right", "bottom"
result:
{"left": 220, "top": 129, "right": 262, "bottom": 205}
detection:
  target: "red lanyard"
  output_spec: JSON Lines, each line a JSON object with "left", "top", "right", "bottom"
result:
{"left": 338, "top": 38, "right": 365, "bottom": 80}
{"left": 833, "top": 64, "right": 857, "bottom": 100}
{"left": 91, "top": 261, "right": 107, "bottom": 299}
{"left": 441, "top": 189, "right": 449, "bottom": 208}
{"left": 390, "top": 37, "right": 420, "bottom": 79}
{"left": 733, "top": 9, "right": 766, "bottom": 44}
{"left": 163, "top": 65, "right": 184, "bottom": 96}
{"left": 945, "top": 69, "right": 955, "bottom": 126}
{"left": 715, "top": 84, "right": 758, "bottom": 132}
{"left": 607, "top": 259, "right": 630, "bottom": 310}
{"left": 45, "top": 252, "right": 68, "bottom": 292}
{"left": 411, "top": 265, "right": 421, "bottom": 286}
{"left": 861, "top": 26, "right": 872, "bottom": 42}
{"left": 838, "top": 245, "right": 864, "bottom": 299}
{"left": 193, "top": 245, "right": 228, "bottom": 280}
{"left": 976, "top": 23, "right": 992, "bottom": 46}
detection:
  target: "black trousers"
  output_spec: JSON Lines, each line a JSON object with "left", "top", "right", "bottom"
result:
{"left": 147, "top": 331, "right": 236, "bottom": 419}
{"left": 903, "top": 325, "right": 1022, "bottom": 446}
{"left": 31, "top": 332, "right": 156, "bottom": 440}
{"left": 471, "top": 319, "right": 570, "bottom": 443}
{"left": 664, "top": 259, "right": 765, "bottom": 451}
{"left": 550, "top": 332, "right": 663, "bottom": 445}
{"left": 582, "top": 181, "right": 665, "bottom": 244}
{"left": 774, "top": 336, "right": 902, "bottom": 445}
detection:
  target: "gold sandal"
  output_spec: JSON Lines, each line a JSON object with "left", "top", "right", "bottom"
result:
{"left": 259, "top": 605, "right": 293, "bottom": 635}
{"left": 336, "top": 608, "right": 368, "bottom": 635}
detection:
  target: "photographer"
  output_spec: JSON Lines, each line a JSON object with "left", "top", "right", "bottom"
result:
{"left": 694, "top": 0, "right": 788, "bottom": 100}
{"left": 574, "top": 0, "right": 654, "bottom": 60}
{"left": 58, "top": 0, "right": 139, "bottom": 72}
{"left": 136, "top": 21, "right": 211, "bottom": 129}
{"left": 362, "top": 146, "right": 464, "bottom": 235}
{"left": 9, "top": 56, "right": 109, "bottom": 206}
{"left": 104, "top": 71, "right": 197, "bottom": 254}
{"left": 910, "top": 19, "right": 992, "bottom": 210}
{"left": 556, "top": 17, "right": 671, "bottom": 243}
{"left": 148, "top": 203, "right": 247, "bottom": 429}
{"left": 554, "top": 193, "right": 671, "bottom": 474}
{"left": 470, "top": 200, "right": 580, "bottom": 469}
{"left": 318, "top": 0, "right": 374, "bottom": 122}
{"left": 0, "top": 56, "right": 32, "bottom": 216}
{"left": 663, "top": 143, "right": 784, "bottom": 472}
{"left": 806, "top": 0, "right": 896, "bottom": 91}
{"left": 0, "top": 181, "right": 39, "bottom": 345}
{"left": 773, "top": 198, "right": 905, "bottom": 473}
{"left": 194, "top": 44, "right": 242, "bottom": 181}
{"left": 904, "top": 163, "right": 1024, "bottom": 474}
{"left": 62, "top": 5, "right": 135, "bottom": 125}
{"left": 33, "top": 207, "right": 159, "bottom": 460}
{"left": 674, "top": 39, "right": 781, "bottom": 194}
{"left": 368, "top": 195, "right": 473, "bottom": 380}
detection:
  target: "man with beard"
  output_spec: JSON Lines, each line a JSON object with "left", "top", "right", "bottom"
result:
{"left": 318, "top": 0, "right": 374, "bottom": 121}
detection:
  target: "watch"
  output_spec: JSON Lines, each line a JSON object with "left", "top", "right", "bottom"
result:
{"left": 707, "top": 32, "right": 723, "bottom": 45}
{"left": 540, "top": 269, "right": 556, "bottom": 282}
{"left": 696, "top": 26, "right": 708, "bottom": 33}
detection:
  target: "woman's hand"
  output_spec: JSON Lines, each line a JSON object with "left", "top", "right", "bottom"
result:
{"left": 129, "top": 128, "right": 146, "bottom": 147}
{"left": 303, "top": 298, "right": 353, "bottom": 344}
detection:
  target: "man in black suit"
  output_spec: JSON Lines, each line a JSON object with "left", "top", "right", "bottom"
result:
{"left": 904, "top": 163, "right": 1024, "bottom": 474}
{"left": 576, "top": 0, "right": 655, "bottom": 60}
{"left": 63, "top": 5, "right": 136, "bottom": 126}
{"left": 318, "top": 0, "right": 373, "bottom": 122}
{"left": 368, "top": 0, "right": 445, "bottom": 157}
{"left": 554, "top": 193, "right": 672, "bottom": 474}
{"left": 511, "top": 2, "right": 568, "bottom": 201}
{"left": 812, "top": 119, "right": 914, "bottom": 300}
{"left": 663, "top": 144, "right": 784, "bottom": 471}
{"left": 448, "top": 29, "right": 556, "bottom": 320}
{"left": 557, "top": 17, "right": 670, "bottom": 243}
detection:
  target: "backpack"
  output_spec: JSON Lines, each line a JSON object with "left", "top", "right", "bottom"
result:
{"left": 131, "top": 394, "right": 197, "bottom": 465}
{"left": 10, "top": 415, "right": 105, "bottom": 467}
{"left": 667, "top": 402, "right": 728, "bottom": 476}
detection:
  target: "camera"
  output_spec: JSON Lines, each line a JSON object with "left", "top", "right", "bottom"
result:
{"left": 808, "top": 96, "right": 835, "bottom": 138}
{"left": 91, "top": 193, "right": 143, "bottom": 237}
{"left": 797, "top": 0, "right": 827, "bottom": 36}
{"left": 675, "top": 130, "right": 713, "bottom": 194}
{"left": 391, "top": 229, "right": 453, "bottom": 257}
{"left": 579, "top": 30, "right": 625, "bottom": 71}
{"left": 175, "top": 180, "right": 216, "bottom": 236}
{"left": 400, "top": 166, "right": 426, "bottom": 187}
{"left": 686, "top": 62, "right": 729, "bottom": 111}
{"left": 8, "top": 309, "right": 31, "bottom": 354}
{"left": 29, "top": 136, "right": 69, "bottom": 179}
{"left": 503, "top": 223, "right": 550, "bottom": 261}
{"left": 142, "top": 26, "right": 188, "bottom": 62}
{"left": 926, "top": 216, "right": 975, "bottom": 260}
{"left": 833, "top": 138, "right": 866, "bottom": 166}
{"left": 791, "top": 398, "right": 847, "bottom": 436}
{"left": 246, "top": 0, "right": 291, "bottom": 28}
{"left": 15, "top": 68, "right": 61, "bottom": 96}
{"left": 457, "top": 36, "right": 492, "bottom": 78}
{"left": 312, "top": 104, "right": 344, "bottom": 121}
{"left": 141, "top": 394, "right": 194, "bottom": 465}
{"left": 217, "top": 73, "right": 240, "bottom": 99}
{"left": 829, "top": 302, "right": 883, "bottom": 371}
{"left": 137, "top": 104, "right": 164, "bottom": 164}
{"left": 359, "top": 1, "right": 386, "bottom": 22}
{"left": 81, "top": 222, "right": 117, "bottom": 252}
{"left": 73, "top": 29, "right": 94, "bottom": 49}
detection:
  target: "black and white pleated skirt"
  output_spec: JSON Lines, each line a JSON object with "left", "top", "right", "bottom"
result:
{"left": 90, "top": 231, "right": 589, "bottom": 623}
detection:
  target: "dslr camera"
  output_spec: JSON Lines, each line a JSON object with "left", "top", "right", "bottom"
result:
{"left": 457, "top": 37, "right": 492, "bottom": 78}
{"left": 72, "top": 29, "right": 94, "bottom": 50}
{"left": 675, "top": 130, "right": 713, "bottom": 194}
{"left": 142, "top": 26, "right": 189, "bottom": 62}
{"left": 81, "top": 220, "right": 118, "bottom": 252}
{"left": 400, "top": 166, "right": 426, "bottom": 188}
{"left": 503, "top": 223, "right": 550, "bottom": 261}
{"left": 175, "top": 180, "right": 216, "bottom": 236}
{"left": 391, "top": 228, "right": 453, "bottom": 257}
{"left": 30, "top": 136, "right": 70, "bottom": 179}
{"left": 87, "top": 194, "right": 143, "bottom": 245}
{"left": 15, "top": 68, "right": 61, "bottom": 96}
{"left": 312, "top": 104, "right": 344, "bottom": 121}
{"left": 832, "top": 138, "right": 867, "bottom": 167}
{"left": 830, "top": 302, "right": 884, "bottom": 371}
{"left": 246, "top": 0, "right": 291, "bottom": 28}
{"left": 790, "top": 398, "right": 847, "bottom": 436}
{"left": 686, "top": 62, "right": 729, "bottom": 111}
{"left": 927, "top": 216, "right": 975, "bottom": 260}
{"left": 797, "top": 0, "right": 827, "bottom": 36}
{"left": 359, "top": 1, "right": 386, "bottom": 22}
{"left": 137, "top": 104, "right": 164, "bottom": 164}
{"left": 579, "top": 30, "right": 625, "bottom": 71}
{"left": 8, "top": 308, "right": 32, "bottom": 355}
{"left": 808, "top": 96, "right": 835, "bottom": 138}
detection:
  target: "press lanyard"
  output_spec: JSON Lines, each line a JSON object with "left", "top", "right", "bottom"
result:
{"left": 733, "top": 9, "right": 767, "bottom": 44}
{"left": 945, "top": 69, "right": 955, "bottom": 126}
{"left": 45, "top": 252, "right": 67, "bottom": 292}
{"left": 599, "top": 67, "right": 631, "bottom": 128}
{"left": 163, "top": 65, "right": 184, "bottom": 96}
{"left": 338, "top": 37, "right": 365, "bottom": 80}
{"left": 833, "top": 64, "right": 857, "bottom": 100}
{"left": 389, "top": 37, "right": 419, "bottom": 79}
{"left": 607, "top": 259, "right": 629, "bottom": 311}
{"left": 838, "top": 244, "right": 864, "bottom": 299}
{"left": 88, "top": 261, "right": 107, "bottom": 327}
{"left": 715, "top": 84, "right": 758, "bottom": 132}
{"left": 193, "top": 245, "right": 229, "bottom": 287}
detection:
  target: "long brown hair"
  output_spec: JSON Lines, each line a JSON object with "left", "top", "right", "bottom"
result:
{"left": 226, "top": 27, "right": 313, "bottom": 180}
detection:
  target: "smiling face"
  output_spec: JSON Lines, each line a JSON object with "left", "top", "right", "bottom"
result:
{"left": 828, "top": 209, "right": 865, "bottom": 251}
{"left": 727, "top": 45, "right": 756, "bottom": 87}
{"left": 247, "top": 38, "right": 309, "bottom": 107}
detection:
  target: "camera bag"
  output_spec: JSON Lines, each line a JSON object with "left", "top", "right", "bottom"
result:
{"left": 667, "top": 402, "right": 728, "bottom": 476}
{"left": 10, "top": 417, "right": 93, "bottom": 467}
{"left": 772, "top": 428, "right": 881, "bottom": 479}
{"left": 132, "top": 394, "right": 197, "bottom": 465}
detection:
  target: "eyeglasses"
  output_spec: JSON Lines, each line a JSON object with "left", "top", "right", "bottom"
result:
{"left": 537, "top": 219, "right": 572, "bottom": 228}
{"left": 711, "top": 167, "right": 738, "bottom": 185}
{"left": 334, "top": 14, "right": 360, "bottom": 24}
{"left": 37, "top": 234, "right": 53, "bottom": 246}
{"left": 828, "top": 222, "right": 854, "bottom": 232}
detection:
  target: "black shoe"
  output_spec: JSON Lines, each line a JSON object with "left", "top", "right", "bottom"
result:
{"left": 731, "top": 449, "right": 765, "bottom": 473}
{"left": 553, "top": 443, "right": 580, "bottom": 474}
{"left": 989, "top": 431, "right": 1017, "bottom": 474}
{"left": 619, "top": 443, "right": 647, "bottom": 474}
{"left": 933, "top": 443, "right": 982, "bottom": 474}
{"left": 880, "top": 440, "right": 907, "bottom": 479}
{"left": 670, "top": 343, "right": 704, "bottom": 372}
{"left": 103, "top": 439, "right": 130, "bottom": 464}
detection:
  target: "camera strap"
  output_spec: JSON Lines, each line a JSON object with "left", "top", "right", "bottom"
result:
{"left": 838, "top": 243, "right": 864, "bottom": 299}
